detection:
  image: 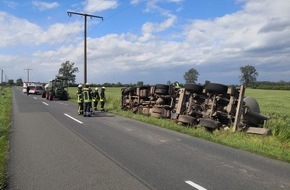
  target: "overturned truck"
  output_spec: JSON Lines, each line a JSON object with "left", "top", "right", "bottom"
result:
{"left": 121, "top": 83, "right": 270, "bottom": 135}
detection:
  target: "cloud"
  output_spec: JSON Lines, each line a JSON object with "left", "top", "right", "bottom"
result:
{"left": 32, "top": 1, "right": 59, "bottom": 11}
{"left": 2, "top": 1, "right": 19, "bottom": 8}
{"left": 258, "top": 18, "right": 290, "bottom": 33}
{"left": 84, "top": 0, "right": 118, "bottom": 13}
{"left": 140, "top": 14, "right": 177, "bottom": 42}
{"left": 143, "top": 0, "right": 184, "bottom": 16}
{"left": 1, "top": 0, "right": 290, "bottom": 84}
{"left": 183, "top": 0, "right": 290, "bottom": 66}
{"left": 0, "top": 11, "right": 83, "bottom": 47}
{"left": 0, "top": 11, "right": 42, "bottom": 47}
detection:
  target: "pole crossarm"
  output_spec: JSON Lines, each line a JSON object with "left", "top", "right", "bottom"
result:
{"left": 67, "top": 11, "right": 103, "bottom": 84}
{"left": 67, "top": 11, "right": 103, "bottom": 20}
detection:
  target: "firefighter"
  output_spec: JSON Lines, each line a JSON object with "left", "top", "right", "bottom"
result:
{"left": 174, "top": 82, "right": 180, "bottom": 90}
{"left": 82, "top": 83, "right": 92, "bottom": 117}
{"left": 92, "top": 87, "right": 100, "bottom": 111}
{"left": 100, "top": 86, "right": 106, "bottom": 111}
{"left": 76, "top": 84, "right": 83, "bottom": 115}
{"left": 26, "top": 85, "right": 30, "bottom": 96}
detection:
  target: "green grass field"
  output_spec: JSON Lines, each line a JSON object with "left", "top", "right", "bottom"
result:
{"left": 246, "top": 89, "right": 290, "bottom": 141}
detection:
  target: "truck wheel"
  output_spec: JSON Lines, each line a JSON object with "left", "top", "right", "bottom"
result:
{"left": 177, "top": 115, "right": 196, "bottom": 125}
{"left": 46, "top": 92, "right": 49, "bottom": 100}
{"left": 184, "top": 84, "right": 203, "bottom": 93}
{"left": 199, "top": 118, "right": 221, "bottom": 129}
{"left": 49, "top": 93, "right": 53, "bottom": 101}
{"left": 155, "top": 84, "right": 169, "bottom": 95}
{"left": 42, "top": 91, "right": 46, "bottom": 98}
{"left": 205, "top": 83, "right": 228, "bottom": 94}
{"left": 122, "top": 87, "right": 136, "bottom": 95}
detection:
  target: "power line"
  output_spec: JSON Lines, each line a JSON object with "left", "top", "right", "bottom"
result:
{"left": 67, "top": 11, "right": 103, "bottom": 84}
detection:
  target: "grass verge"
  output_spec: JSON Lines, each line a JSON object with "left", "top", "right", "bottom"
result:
{"left": 0, "top": 87, "right": 11, "bottom": 189}
{"left": 110, "top": 109, "right": 290, "bottom": 162}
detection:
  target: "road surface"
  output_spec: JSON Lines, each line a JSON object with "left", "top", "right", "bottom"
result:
{"left": 8, "top": 87, "right": 290, "bottom": 190}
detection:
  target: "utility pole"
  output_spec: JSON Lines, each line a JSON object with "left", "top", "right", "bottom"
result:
{"left": 1, "top": 69, "right": 3, "bottom": 96}
{"left": 24, "top": 68, "right": 32, "bottom": 82}
{"left": 1, "top": 69, "right": 3, "bottom": 85}
{"left": 67, "top": 11, "right": 103, "bottom": 84}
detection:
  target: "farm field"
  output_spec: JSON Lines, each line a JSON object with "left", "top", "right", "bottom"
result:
{"left": 69, "top": 86, "right": 290, "bottom": 162}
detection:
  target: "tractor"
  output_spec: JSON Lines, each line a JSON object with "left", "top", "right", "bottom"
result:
{"left": 42, "top": 76, "right": 69, "bottom": 101}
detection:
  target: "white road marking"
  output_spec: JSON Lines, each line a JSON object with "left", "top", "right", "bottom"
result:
{"left": 185, "top": 181, "right": 207, "bottom": 190}
{"left": 57, "top": 102, "right": 68, "bottom": 106}
{"left": 33, "top": 97, "right": 37, "bottom": 99}
{"left": 64, "top": 113, "right": 83, "bottom": 124}
{"left": 42, "top": 102, "right": 49, "bottom": 106}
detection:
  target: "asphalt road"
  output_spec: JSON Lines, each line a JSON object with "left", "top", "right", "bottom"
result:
{"left": 8, "top": 87, "right": 290, "bottom": 190}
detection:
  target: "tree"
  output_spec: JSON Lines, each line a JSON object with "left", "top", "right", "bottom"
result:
{"left": 204, "top": 80, "right": 211, "bottom": 86}
{"left": 183, "top": 68, "right": 199, "bottom": 84}
{"left": 239, "top": 65, "right": 259, "bottom": 86}
{"left": 8, "top": 79, "right": 14, "bottom": 86}
{"left": 16, "top": 78, "right": 23, "bottom": 86}
{"left": 58, "top": 61, "right": 79, "bottom": 84}
{"left": 137, "top": 81, "right": 144, "bottom": 86}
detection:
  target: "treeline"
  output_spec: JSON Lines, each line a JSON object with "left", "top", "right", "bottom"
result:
{"left": 69, "top": 82, "right": 139, "bottom": 88}
{"left": 252, "top": 81, "right": 290, "bottom": 90}
{"left": 69, "top": 81, "right": 290, "bottom": 90}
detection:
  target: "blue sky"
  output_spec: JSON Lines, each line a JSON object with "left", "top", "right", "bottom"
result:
{"left": 0, "top": 0, "right": 290, "bottom": 85}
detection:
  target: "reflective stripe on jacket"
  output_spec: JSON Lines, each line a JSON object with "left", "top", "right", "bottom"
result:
{"left": 82, "top": 88, "right": 92, "bottom": 103}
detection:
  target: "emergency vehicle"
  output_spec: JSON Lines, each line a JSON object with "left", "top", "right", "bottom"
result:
{"left": 23, "top": 82, "right": 44, "bottom": 94}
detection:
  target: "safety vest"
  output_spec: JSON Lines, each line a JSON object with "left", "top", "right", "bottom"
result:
{"left": 77, "top": 88, "right": 83, "bottom": 103}
{"left": 77, "top": 93, "right": 83, "bottom": 103}
{"left": 82, "top": 88, "right": 92, "bottom": 103}
{"left": 100, "top": 91, "right": 106, "bottom": 102}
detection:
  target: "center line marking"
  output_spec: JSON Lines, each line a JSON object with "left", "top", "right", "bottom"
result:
{"left": 42, "top": 102, "right": 49, "bottom": 106}
{"left": 185, "top": 181, "right": 207, "bottom": 190}
{"left": 64, "top": 113, "right": 83, "bottom": 124}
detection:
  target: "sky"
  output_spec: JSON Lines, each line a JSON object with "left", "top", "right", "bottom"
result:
{"left": 0, "top": 0, "right": 290, "bottom": 85}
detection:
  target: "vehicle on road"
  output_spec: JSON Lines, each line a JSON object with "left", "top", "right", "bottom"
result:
{"left": 42, "top": 76, "right": 69, "bottom": 101}
{"left": 23, "top": 82, "right": 43, "bottom": 94}
{"left": 29, "top": 85, "right": 44, "bottom": 95}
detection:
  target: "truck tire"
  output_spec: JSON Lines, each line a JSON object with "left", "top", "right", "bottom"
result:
{"left": 155, "top": 84, "right": 169, "bottom": 95}
{"left": 49, "top": 92, "right": 53, "bottom": 101}
{"left": 184, "top": 84, "right": 203, "bottom": 93}
{"left": 177, "top": 115, "right": 196, "bottom": 125}
{"left": 42, "top": 91, "right": 46, "bottom": 98}
{"left": 205, "top": 83, "right": 228, "bottom": 94}
{"left": 122, "top": 87, "right": 136, "bottom": 95}
{"left": 199, "top": 118, "right": 221, "bottom": 129}
{"left": 46, "top": 91, "right": 49, "bottom": 100}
